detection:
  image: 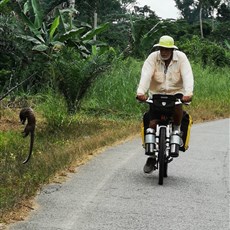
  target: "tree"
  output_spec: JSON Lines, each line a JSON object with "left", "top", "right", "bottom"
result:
{"left": 175, "top": 0, "right": 221, "bottom": 22}
{"left": 198, "top": 0, "right": 204, "bottom": 38}
{"left": 217, "top": 2, "right": 230, "bottom": 21}
{"left": 175, "top": 0, "right": 199, "bottom": 23}
{"left": 73, "top": 0, "right": 122, "bottom": 26}
{"left": 174, "top": 0, "right": 221, "bottom": 37}
{"left": 197, "top": 0, "right": 221, "bottom": 37}
{"left": 133, "top": 5, "right": 157, "bottom": 18}
{"left": 71, "top": 0, "right": 138, "bottom": 25}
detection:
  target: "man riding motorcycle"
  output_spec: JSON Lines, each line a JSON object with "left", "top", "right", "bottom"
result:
{"left": 136, "top": 35, "right": 194, "bottom": 173}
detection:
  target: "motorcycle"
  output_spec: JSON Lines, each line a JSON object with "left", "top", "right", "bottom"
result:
{"left": 140, "top": 94, "right": 189, "bottom": 185}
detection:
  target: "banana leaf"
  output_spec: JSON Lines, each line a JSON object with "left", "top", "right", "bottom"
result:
{"left": 50, "top": 16, "right": 60, "bottom": 41}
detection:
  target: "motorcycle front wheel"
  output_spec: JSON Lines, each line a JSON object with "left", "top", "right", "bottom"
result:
{"left": 158, "top": 128, "right": 167, "bottom": 185}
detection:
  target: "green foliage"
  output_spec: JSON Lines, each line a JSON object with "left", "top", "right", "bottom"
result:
{"left": 126, "top": 17, "right": 168, "bottom": 58}
{"left": 36, "top": 91, "right": 70, "bottom": 129}
{"left": 104, "top": 12, "right": 230, "bottom": 57}
{"left": 0, "top": 0, "right": 9, "bottom": 8}
{"left": 0, "top": 123, "right": 76, "bottom": 214}
{"left": 14, "top": 0, "right": 110, "bottom": 57}
{"left": 0, "top": 0, "right": 112, "bottom": 106}
{"left": 190, "top": 64, "right": 230, "bottom": 117}
{"left": 82, "top": 57, "right": 144, "bottom": 117}
{"left": 102, "top": 20, "right": 130, "bottom": 51}
{"left": 177, "top": 36, "right": 230, "bottom": 67}
{"left": 39, "top": 0, "right": 66, "bottom": 15}
{"left": 1, "top": 0, "right": 230, "bottom": 114}
{"left": 175, "top": 0, "right": 222, "bottom": 23}
{"left": 0, "top": 0, "right": 11, "bottom": 15}
{"left": 192, "top": 64, "right": 230, "bottom": 101}
{"left": 0, "top": 131, "right": 29, "bottom": 211}
{"left": 51, "top": 46, "right": 116, "bottom": 113}
{"left": 0, "top": 14, "right": 32, "bottom": 94}
{"left": 124, "top": 17, "right": 222, "bottom": 59}
{"left": 75, "top": 0, "right": 123, "bottom": 25}
{"left": 209, "top": 21, "right": 230, "bottom": 44}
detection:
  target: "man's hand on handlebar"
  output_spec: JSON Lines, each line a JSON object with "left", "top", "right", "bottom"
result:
{"left": 182, "top": 95, "right": 192, "bottom": 103}
{"left": 136, "top": 94, "right": 148, "bottom": 102}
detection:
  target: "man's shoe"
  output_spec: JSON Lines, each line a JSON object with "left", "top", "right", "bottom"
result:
{"left": 143, "top": 157, "right": 156, "bottom": 173}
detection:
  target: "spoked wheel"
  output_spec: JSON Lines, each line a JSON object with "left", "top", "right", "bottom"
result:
{"left": 158, "top": 128, "right": 166, "bottom": 185}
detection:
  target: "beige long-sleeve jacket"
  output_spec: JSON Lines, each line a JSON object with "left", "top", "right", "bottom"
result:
{"left": 137, "top": 50, "right": 194, "bottom": 97}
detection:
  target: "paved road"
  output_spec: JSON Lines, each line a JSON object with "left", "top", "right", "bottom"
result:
{"left": 10, "top": 119, "right": 229, "bottom": 230}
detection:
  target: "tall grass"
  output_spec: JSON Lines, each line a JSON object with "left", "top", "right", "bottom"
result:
{"left": 82, "top": 59, "right": 230, "bottom": 121}
{"left": 81, "top": 57, "right": 146, "bottom": 117}
{"left": 187, "top": 64, "right": 230, "bottom": 121}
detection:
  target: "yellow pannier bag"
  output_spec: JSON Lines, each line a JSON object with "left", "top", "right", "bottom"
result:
{"left": 179, "top": 111, "right": 193, "bottom": 152}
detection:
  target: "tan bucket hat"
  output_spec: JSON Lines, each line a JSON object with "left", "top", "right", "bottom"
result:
{"left": 153, "top": 35, "right": 178, "bottom": 49}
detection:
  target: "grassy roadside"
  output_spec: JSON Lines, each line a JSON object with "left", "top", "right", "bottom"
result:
{"left": 0, "top": 59, "right": 230, "bottom": 224}
{"left": 0, "top": 111, "right": 141, "bottom": 224}
{"left": 0, "top": 103, "right": 229, "bottom": 225}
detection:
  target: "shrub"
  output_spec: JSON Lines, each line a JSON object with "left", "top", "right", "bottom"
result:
{"left": 177, "top": 36, "right": 230, "bottom": 67}
{"left": 36, "top": 91, "right": 70, "bottom": 129}
{"left": 51, "top": 47, "right": 115, "bottom": 113}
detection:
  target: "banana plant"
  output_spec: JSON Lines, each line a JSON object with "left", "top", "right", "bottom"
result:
{"left": 15, "top": 0, "right": 109, "bottom": 57}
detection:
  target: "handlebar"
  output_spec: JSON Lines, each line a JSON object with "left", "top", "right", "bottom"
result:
{"left": 145, "top": 98, "right": 190, "bottom": 105}
{"left": 137, "top": 94, "right": 191, "bottom": 106}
